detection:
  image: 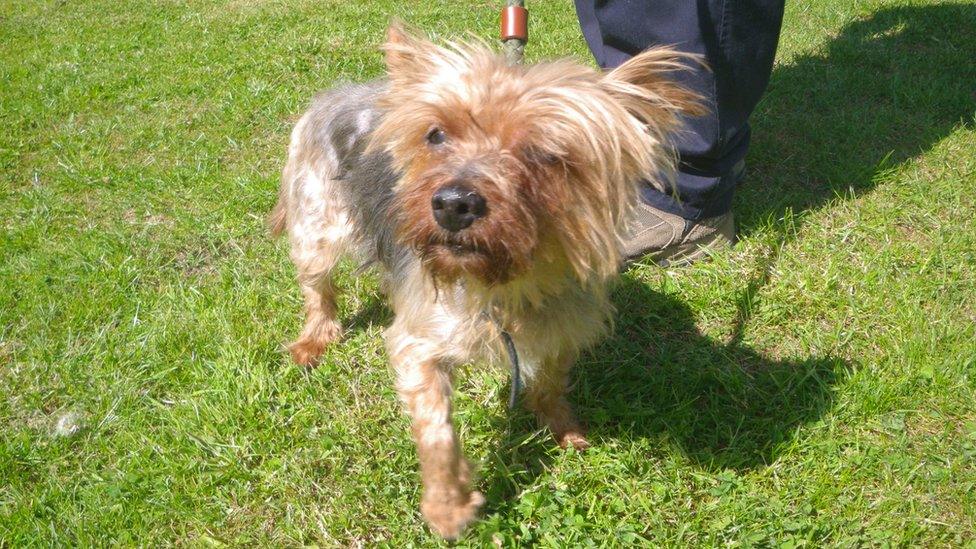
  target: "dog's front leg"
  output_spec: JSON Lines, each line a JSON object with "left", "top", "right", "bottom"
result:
{"left": 525, "top": 351, "right": 590, "bottom": 450}
{"left": 387, "top": 329, "right": 483, "bottom": 539}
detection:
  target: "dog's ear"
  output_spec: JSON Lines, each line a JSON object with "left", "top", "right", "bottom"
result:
{"left": 600, "top": 47, "right": 707, "bottom": 122}
{"left": 383, "top": 22, "right": 438, "bottom": 81}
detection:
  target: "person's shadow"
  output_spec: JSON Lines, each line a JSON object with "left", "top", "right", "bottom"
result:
{"left": 738, "top": 3, "right": 975, "bottom": 243}
{"left": 477, "top": 4, "right": 975, "bottom": 502}
{"left": 479, "top": 275, "right": 845, "bottom": 505}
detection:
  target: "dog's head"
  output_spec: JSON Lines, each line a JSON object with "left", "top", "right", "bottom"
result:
{"left": 372, "top": 24, "right": 702, "bottom": 289}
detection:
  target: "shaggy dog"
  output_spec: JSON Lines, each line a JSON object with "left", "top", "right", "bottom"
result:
{"left": 270, "top": 25, "right": 700, "bottom": 538}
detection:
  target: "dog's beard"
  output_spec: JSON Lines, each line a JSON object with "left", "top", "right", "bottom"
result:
{"left": 415, "top": 233, "right": 518, "bottom": 287}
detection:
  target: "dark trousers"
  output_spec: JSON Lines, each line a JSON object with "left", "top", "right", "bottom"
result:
{"left": 575, "top": 0, "right": 785, "bottom": 220}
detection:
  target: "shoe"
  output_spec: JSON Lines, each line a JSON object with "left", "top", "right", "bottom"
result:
{"left": 621, "top": 206, "right": 735, "bottom": 267}
{"left": 621, "top": 161, "right": 743, "bottom": 267}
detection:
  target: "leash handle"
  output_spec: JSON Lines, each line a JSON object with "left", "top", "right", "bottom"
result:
{"left": 500, "top": 0, "right": 527, "bottom": 64}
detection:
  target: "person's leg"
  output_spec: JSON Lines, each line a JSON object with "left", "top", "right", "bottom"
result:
{"left": 575, "top": 0, "right": 784, "bottom": 264}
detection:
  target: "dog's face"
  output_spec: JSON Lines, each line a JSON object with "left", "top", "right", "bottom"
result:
{"left": 372, "top": 25, "right": 702, "bottom": 288}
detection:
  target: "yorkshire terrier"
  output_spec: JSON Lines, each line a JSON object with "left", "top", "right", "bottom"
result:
{"left": 269, "top": 24, "right": 701, "bottom": 538}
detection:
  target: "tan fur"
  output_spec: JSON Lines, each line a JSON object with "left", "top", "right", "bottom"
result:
{"left": 271, "top": 24, "right": 701, "bottom": 538}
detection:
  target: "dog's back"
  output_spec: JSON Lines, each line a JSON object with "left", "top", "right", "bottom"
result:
{"left": 270, "top": 80, "right": 405, "bottom": 271}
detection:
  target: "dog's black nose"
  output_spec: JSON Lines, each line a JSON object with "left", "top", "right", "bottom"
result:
{"left": 431, "top": 184, "right": 486, "bottom": 232}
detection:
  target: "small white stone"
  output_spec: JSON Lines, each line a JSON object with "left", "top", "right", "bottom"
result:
{"left": 54, "top": 411, "right": 84, "bottom": 438}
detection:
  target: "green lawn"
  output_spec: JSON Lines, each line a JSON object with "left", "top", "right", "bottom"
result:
{"left": 2, "top": 0, "right": 975, "bottom": 545}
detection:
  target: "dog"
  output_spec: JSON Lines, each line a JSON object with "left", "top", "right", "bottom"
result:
{"left": 269, "top": 24, "right": 701, "bottom": 539}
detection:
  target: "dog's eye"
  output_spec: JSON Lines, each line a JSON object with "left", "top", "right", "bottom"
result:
{"left": 425, "top": 127, "right": 446, "bottom": 146}
{"left": 524, "top": 147, "right": 563, "bottom": 166}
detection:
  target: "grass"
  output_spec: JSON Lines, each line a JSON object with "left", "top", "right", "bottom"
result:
{"left": 1, "top": 0, "right": 975, "bottom": 545}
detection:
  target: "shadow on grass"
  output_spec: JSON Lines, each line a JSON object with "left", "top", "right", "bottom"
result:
{"left": 481, "top": 275, "right": 846, "bottom": 507}
{"left": 579, "top": 276, "right": 843, "bottom": 469}
{"left": 729, "top": 4, "right": 976, "bottom": 333}
{"left": 480, "top": 3, "right": 975, "bottom": 500}
{"left": 344, "top": 290, "right": 394, "bottom": 332}
{"left": 738, "top": 3, "right": 975, "bottom": 235}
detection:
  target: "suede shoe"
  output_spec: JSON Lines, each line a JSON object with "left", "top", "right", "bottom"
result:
{"left": 621, "top": 161, "right": 743, "bottom": 267}
{"left": 621, "top": 205, "right": 734, "bottom": 267}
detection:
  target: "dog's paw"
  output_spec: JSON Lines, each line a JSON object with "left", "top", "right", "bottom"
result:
{"left": 421, "top": 489, "right": 484, "bottom": 540}
{"left": 556, "top": 429, "right": 590, "bottom": 451}
{"left": 289, "top": 338, "right": 326, "bottom": 367}
{"left": 288, "top": 321, "right": 342, "bottom": 367}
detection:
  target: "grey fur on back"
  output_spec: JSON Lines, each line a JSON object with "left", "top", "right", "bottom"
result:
{"left": 303, "top": 80, "right": 407, "bottom": 270}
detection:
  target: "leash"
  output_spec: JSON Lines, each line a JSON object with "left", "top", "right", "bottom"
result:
{"left": 483, "top": 312, "right": 523, "bottom": 409}
{"left": 490, "top": 1, "right": 528, "bottom": 408}
{"left": 500, "top": 0, "right": 528, "bottom": 65}
{"left": 500, "top": 329, "right": 522, "bottom": 410}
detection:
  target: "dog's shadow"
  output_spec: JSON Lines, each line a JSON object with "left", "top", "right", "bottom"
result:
{"left": 480, "top": 276, "right": 845, "bottom": 505}
{"left": 478, "top": 3, "right": 975, "bottom": 502}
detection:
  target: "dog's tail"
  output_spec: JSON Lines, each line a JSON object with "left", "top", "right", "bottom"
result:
{"left": 267, "top": 164, "right": 291, "bottom": 237}
{"left": 267, "top": 197, "right": 287, "bottom": 237}
{"left": 268, "top": 159, "right": 294, "bottom": 237}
